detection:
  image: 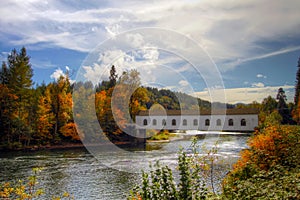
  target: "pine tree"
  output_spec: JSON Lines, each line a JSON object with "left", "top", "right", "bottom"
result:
{"left": 0, "top": 62, "right": 9, "bottom": 85}
{"left": 295, "top": 57, "right": 300, "bottom": 106}
{"left": 277, "top": 88, "right": 292, "bottom": 124}
{"left": 109, "top": 65, "right": 118, "bottom": 88}
{"left": 293, "top": 57, "right": 300, "bottom": 124}
{"left": 3, "top": 47, "right": 34, "bottom": 146}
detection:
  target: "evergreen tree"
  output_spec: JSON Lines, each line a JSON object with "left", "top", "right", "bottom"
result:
{"left": 276, "top": 88, "right": 292, "bottom": 124}
{"left": 293, "top": 57, "right": 300, "bottom": 124}
{"left": 294, "top": 57, "right": 300, "bottom": 106}
{"left": 109, "top": 65, "right": 118, "bottom": 88}
{"left": 3, "top": 47, "right": 34, "bottom": 146}
{"left": 0, "top": 62, "right": 9, "bottom": 85}
{"left": 7, "top": 47, "right": 34, "bottom": 92}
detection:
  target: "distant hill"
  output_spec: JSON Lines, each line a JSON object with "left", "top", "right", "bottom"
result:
{"left": 145, "top": 87, "right": 211, "bottom": 110}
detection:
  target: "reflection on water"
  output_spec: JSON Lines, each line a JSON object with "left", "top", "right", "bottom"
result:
{"left": 0, "top": 134, "right": 249, "bottom": 199}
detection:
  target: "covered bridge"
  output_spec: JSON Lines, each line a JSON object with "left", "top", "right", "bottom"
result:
{"left": 135, "top": 108, "right": 259, "bottom": 132}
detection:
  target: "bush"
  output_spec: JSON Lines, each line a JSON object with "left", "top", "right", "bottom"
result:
{"left": 148, "top": 130, "right": 171, "bottom": 141}
{"left": 223, "top": 125, "right": 300, "bottom": 199}
{"left": 128, "top": 138, "right": 226, "bottom": 200}
{"left": 0, "top": 168, "right": 73, "bottom": 200}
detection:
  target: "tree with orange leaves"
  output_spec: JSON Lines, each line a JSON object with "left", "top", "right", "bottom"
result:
{"left": 0, "top": 84, "right": 18, "bottom": 145}
{"left": 34, "top": 87, "right": 55, "bottom": 143}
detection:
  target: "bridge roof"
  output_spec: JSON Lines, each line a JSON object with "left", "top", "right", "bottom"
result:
{"left": 137, "top": 108, "right": 259, "bottom": 116}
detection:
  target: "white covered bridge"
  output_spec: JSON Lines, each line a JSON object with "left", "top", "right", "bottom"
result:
{"left": 135, "top": 108, "right": 259, "bottom": 132}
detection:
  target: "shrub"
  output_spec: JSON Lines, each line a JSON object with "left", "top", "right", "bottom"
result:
{"left": 223, "top": 125, "right": 300, "bottom": 199}
{"left": 128, "top": 138, "right": 227, "bottom": 200}
{"left": 0, "top": 168, "right": 73, "bottom": 200}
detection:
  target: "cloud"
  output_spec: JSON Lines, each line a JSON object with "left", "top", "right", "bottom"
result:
{"left": 251, "top": 82, "right": 265, "bottom": 88}
{"left": 82, "top": 47, "right": 159, "bottom": 85}
{"left": 192, "top": 85, "right": 294, "bottom": 104}
{"left": 256, "top": 74, "right": 267, "bottom": 78}
{"left": 50, "top": 66, "right": 74, "bottom": 83}
{"left": 179, "top": 80, "right": 189, "bottom": 87}
{"left": 30, "top": 58, "right": 57, "bottom": 69}
{"left": 0, "top": 0, "right": 299, "bottom": 62}
{"left": 224, "top": 46, "right": 300, "bottom": 70}
{"left": 50, "top": 68, "right": 64, "bottom": 80}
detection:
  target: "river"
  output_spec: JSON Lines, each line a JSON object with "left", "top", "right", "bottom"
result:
{"left": 0, "top": 133, "right": 249, "bottom": 199}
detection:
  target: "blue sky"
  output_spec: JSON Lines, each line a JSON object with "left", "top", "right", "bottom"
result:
{"left": 0, "top": 0, "right": 299, "bottom": 104}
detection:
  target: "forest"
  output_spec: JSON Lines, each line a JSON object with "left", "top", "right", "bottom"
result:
{"left": 0, "top": 47, "right": 299, "bottom": 150}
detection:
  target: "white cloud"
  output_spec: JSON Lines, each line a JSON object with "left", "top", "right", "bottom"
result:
{"left": 50, "top": 66, "right": 74, "bottom": 83}
{"left": 179, "top": 80, "right": 189, "bottom": 87}
{"left": 192, "top": 85, "right": 294, "bottom": 104}
{"left": 1, "top": 0, "right": 300, "bottom": 93}
{"left": 126, "top": 33, "right": 145, "bottom": 48}
{"left": 256, "top": 74, "right": 266, "bottom": 78}
{"left": 0, "top": 0, "right": 299, "bottom": 63}
{"left": 50, "top": 68, "right": 64, "bottom": 80}
{"left": 251, "top": 82, "right": 265, "bottom": 88}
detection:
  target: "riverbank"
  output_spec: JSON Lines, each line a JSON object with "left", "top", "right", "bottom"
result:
{"left": 0, "top": 140, "right": 145, "bottom": 152}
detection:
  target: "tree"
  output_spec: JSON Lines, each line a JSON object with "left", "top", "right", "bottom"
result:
{"left": 49, "top": 75, "right": 73, "bottom": 142}
{"left": 276, "top": 88, "right": 292, "bottom": 124}
{"left": 294, "top": 57, "right": 300, "bottom": 106}
{"left": 261, "top": 96, "right": 277, "bottom": 114}
{"left": 118, "top": 69, "right": 141, "bottom": 89}
{"left": 293, "top": 57, "right": 300, "bottom": 124}
{"left": 34, "top": 88, "right": 55, "bottom": 144}
{"left": 0, "top": 84, "right": 18, "bottom": 146}
{"left": 4, "top": 47, "right": 34, "bottom": 146}
{"left": 0, "top": 62, "right": 9, "bottom": 85}
{"left": 109, "top": 65, "right": 118, "bottom": 88}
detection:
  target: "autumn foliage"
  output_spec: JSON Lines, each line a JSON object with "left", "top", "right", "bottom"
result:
{"left": 222, "top": 124, "right": 300, "bottom": 199}
{"left": 0, "top": 48, "right": 81, "bottom": 149}
{"left": 233, "top": 125, "right": 300, "bottom": 174}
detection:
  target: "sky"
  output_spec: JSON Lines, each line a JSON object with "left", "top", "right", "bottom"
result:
{"left": 0, "top": 0, "right": 300, "bottom": 104}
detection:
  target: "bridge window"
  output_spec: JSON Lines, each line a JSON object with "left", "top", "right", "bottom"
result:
{"left": 162, "top": 119, "right": 166, "bottom": 126}
{"left": 143, "top": 119, "right": 148, "bottom": 126}
{"left": 172, "top": 119, "right": 176, "bottom": 126}
{"left": 153, "top": 119, "right": 157, "bottom": 126}
{"left": 193, "top": 119, "right": 198, "bottom": 126}
{"left": 183, "top": 119, "right": 187, "bottom": 126}
{"left": 241, "top": 119, "right": 246, "bottom": 126}
{"left": 205, "top": 119, "right": 210, "bottom": 126}
{"left": 228, "top": 119, "right": 234, "bottom": 126}
{"left": 216, "top": 119, "right": 221, "bottom": 126}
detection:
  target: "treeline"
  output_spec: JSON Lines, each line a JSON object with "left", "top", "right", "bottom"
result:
{"left": 74, "top": 66, "right": 211, "bottom": 143}
{"left": 1, "top": 47, "right": 299, "bottom": 149}
{"left": 0, "top": 47, "right": 77, "bottom": 149}
{"left": 0, "top": 47, "right": 211, "bottom": 149}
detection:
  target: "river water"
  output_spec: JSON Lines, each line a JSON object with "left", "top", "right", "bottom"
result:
{"left": 0, "top": 134, "right": 249, "bottom": 199}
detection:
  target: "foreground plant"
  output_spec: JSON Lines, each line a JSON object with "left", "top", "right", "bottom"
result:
{"left": 0, "top": 167, "right": 74, "bottom": 200}
{"left": 223, "top": 125, "right": 300, "bottom": 199}
{"left": 128, "top": 138, "right": 226, "bottom": 200}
